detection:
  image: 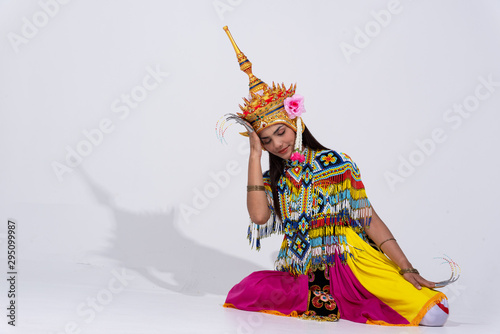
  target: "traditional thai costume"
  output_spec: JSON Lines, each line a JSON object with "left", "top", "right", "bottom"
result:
{"left": 219, "top": 26, "right": 450, "bottom": 326}
{"left": 224, "top": 147, "right": 447, "bottom": 324}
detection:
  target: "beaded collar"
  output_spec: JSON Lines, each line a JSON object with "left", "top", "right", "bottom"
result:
{"left": 284, "top": 147, "right": 310, "bottom": 169}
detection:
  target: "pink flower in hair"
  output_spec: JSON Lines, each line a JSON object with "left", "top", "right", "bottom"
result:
{"left": 284, "top": 94, "right": 305, "bottom": 119}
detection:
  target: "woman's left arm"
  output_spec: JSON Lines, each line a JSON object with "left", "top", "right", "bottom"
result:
{"left": 365, "top": 207, "right": 436, "bottom": 290}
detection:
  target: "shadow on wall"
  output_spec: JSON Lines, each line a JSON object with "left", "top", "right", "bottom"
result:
{"left": 80, "top": 169, "right": 265, "bottom": 296}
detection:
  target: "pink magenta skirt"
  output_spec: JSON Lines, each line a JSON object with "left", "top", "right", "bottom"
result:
{"left": 224, "top": 229, "right": 446, "bottom": 325}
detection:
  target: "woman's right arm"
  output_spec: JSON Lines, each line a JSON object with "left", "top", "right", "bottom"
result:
{"left": 246, "top": 131, "right": 271, "bottom": 225}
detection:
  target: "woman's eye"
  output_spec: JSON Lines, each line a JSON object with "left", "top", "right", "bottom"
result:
{"left": 278, "top": 131, "right": 285, "bottom": 136}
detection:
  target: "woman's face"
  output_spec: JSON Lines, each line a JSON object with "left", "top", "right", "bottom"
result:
{"left": 259, "top": 123, "right": 296, "bottom": 160}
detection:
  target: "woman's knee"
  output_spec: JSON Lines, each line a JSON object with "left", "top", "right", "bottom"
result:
{"left": 420, "top": 299, "right": 449, "bottom": 327}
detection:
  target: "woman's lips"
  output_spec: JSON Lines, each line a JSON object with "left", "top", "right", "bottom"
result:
{"left": 278, "top": 146, "right": 289, "bottom": 154}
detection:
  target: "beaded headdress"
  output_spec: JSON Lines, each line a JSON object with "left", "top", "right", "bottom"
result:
{"left": 219, "top": 26, "right": 306, "bottom": 161}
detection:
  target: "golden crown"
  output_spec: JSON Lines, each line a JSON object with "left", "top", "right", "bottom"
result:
{"left": 223, "top": 26, "right": 300, "bottom": 135}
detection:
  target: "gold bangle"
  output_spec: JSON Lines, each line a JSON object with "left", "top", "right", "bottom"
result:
{"left": 399, "top": 268, "right": 419, "bottom": 275}
{"left": 378, "top": 237, "right": 396, "bottom": 249}
{"left": 247, "top": 185, "right": 265, "bottom": 192}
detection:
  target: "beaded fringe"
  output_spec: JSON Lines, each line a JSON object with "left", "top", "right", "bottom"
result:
{"left": 247, "top": 151, "right": 372, "bottom": 260}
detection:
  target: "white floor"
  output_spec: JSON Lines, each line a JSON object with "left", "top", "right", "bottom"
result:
{"left": 1, "top": 260, "right": 496, "bottom": 334}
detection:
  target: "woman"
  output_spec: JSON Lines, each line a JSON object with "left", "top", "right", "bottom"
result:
{"left": 220, "top": 26, "right": 449, "bottom": 326}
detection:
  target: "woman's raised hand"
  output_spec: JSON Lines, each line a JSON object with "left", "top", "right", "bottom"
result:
{"left": 248, "top": 126, "right": 263, "bottom": 159}
{"left": 224, "top": 114, "right": 262, "bottom": 157}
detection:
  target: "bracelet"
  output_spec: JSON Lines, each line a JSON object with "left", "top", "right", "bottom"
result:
{"left": 399, "top": 268, "right": 419, "bottom": 275}
{"left": 247, "top": 185, "right": 265, "bottom": 192}
{"left": 378, "top": 237, "right": 396, "bottom": 249}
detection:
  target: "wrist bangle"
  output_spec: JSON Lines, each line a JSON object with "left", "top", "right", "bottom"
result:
{"left": 247, "top": 185, "right": 265, "bottom": 192}
{"left": 399, "top": 268, "right": 419, "bottom": 275}
{"left": 378, "top": 237, "right": 396, "bottom": 249}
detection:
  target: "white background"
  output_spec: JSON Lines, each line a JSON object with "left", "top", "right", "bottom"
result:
{"left": 0, "top": 0, "right": 499, "bottom": 333}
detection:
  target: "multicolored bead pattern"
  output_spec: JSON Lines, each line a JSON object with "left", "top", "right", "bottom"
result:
{"left": 247, "top": 147, "right": 372, "bottom": 276}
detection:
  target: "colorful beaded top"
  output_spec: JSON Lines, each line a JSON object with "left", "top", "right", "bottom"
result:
{"left": 248, "top": 147, "right": 373, "bottom": 276}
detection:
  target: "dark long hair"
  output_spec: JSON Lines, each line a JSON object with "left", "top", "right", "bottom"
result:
{"left": 269, "top": 125, "right": 329, "bottom": 221}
